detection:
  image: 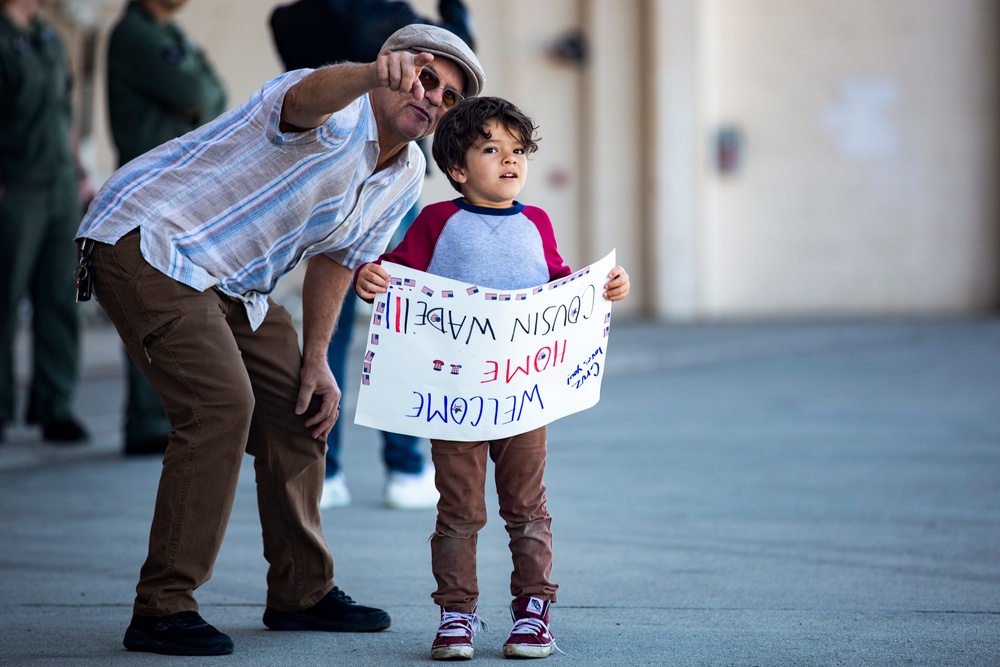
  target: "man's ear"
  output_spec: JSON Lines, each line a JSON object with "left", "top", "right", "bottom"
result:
{"left": 447, "top": 164, "right": 468, "bottom": 184}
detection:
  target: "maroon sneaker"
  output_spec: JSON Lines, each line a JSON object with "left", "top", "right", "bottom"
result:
{"left": 431, "top": 608, "right": 489, "bottom": 660}
{"left": 503, "top": 596, "right": 559, "bottom": 658}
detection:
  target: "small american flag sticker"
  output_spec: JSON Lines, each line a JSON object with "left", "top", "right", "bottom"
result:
{"left": 421, "top": 286, "right": 433, "bottom": 296}
{"left": 466, "top": 286, "right": 479, "bottom": 295}
{"left": 370, "top": 333, "right": 380, "bottom": 345}
{"left": 486, "top": 293, "right": 498, "bottom": 301}
{"left": 441, "top": 289, "right": 454, "bottom": 298}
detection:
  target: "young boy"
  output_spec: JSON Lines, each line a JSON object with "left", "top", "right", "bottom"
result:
{"left": 354, "top": 96, "right": 630, "bottom": 660}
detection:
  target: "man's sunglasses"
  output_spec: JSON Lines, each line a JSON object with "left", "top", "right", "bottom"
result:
{"left": 418, "top": 68, "right": 464, "bottom": 109}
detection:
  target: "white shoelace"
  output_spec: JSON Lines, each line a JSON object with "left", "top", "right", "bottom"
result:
{"left": 438, "top": 611, "right": 489, "bottom": 638}
{"left": 509, "top": 616, "right": 547, "bottom": 636}
{"left": 508, "top": 617, "right": 566, "bottom": 655}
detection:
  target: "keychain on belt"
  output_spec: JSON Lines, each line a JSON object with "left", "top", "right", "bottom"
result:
{"left": 75, "top": 239, "right": 93, "bottom": 303}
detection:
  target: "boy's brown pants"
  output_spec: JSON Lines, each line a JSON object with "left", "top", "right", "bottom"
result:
{"left": 430, "top": 427, "right": 559, "bottom": 612}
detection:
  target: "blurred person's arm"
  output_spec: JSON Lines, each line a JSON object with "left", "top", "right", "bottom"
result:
{"left": 108, "top": 17, "right": 222, "bottom": 125}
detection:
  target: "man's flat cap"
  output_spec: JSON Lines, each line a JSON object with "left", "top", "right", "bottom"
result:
{"left": 381, "top": 24, "right": 485, "bottom": 97}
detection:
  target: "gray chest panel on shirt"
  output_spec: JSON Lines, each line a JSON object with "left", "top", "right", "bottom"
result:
{"left": 426, "top": 210, "right": 550, "bottom": 290}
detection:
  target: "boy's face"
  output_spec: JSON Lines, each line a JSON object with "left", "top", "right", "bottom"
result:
{"left": 448, "top": 119, "right": 528, "bottom": 209}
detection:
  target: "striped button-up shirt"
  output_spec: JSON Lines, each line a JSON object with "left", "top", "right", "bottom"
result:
{"left": 78, "top": 69, "right": 423, "bottom": 329}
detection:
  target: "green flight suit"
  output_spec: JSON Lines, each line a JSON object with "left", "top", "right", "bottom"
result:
{"left": 106, "top": 0, "right": 226, "bottom": 446}
{"left": 0, "top": 12, "right": 82, "bottom": 429}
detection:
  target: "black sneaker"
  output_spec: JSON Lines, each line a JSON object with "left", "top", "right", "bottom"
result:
{"left": 262, "top": 586, "right": 391, "bottom": 632}
{"left": 123, "top": 611, "right": 234, "bottom": 655}
{"left": 42, "top": 418, "right": 89, "bottom": 444}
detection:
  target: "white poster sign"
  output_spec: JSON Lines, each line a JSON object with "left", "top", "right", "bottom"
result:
{"left": 354, "top": 250, "right": 618, "bottom": 440}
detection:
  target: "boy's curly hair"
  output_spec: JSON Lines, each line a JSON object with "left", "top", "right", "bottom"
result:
{"left": 432, "top": 96, "right": 540, "bottom": 194}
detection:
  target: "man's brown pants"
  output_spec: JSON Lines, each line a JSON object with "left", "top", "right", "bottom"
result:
{"left": 91, "top": 229, "right": 334, "bottom": 616}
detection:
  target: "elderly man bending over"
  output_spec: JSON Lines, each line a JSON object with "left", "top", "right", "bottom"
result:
{"left": 76, "top": 24, "right": 484, "bottom": 656}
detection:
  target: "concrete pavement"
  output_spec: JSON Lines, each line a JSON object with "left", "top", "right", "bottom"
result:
{"left": 1, "top": 315, "right": 999, "bottom": 666}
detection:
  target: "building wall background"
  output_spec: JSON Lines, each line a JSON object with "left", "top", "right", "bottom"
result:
{"left": 699, "top": 0, "right": 1000, "bottom": 317}
{"left": 46, "top": 0, "right": 1000, "bottom": 320}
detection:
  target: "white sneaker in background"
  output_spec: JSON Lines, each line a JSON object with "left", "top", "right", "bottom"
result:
{"left": 320, "top": 472, "right": 351, "bottom": 509}
{"left": 383, "top": 465, "right": 439, "bottom": 510}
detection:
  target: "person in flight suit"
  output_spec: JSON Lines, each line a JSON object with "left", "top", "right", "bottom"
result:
{"left": 0, "top": 0, "right": 91, "bottom": 445}
{"left": 106, "top": 0, "right": 226, "bottom": 455}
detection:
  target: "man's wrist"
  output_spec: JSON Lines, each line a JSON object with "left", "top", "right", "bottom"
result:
{"left": 302, "top": 345, "right": 329, "bottom": 365}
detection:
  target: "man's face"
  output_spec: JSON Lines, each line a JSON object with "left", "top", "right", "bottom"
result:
{"left": 372, "top": 55, "right": 467, "bottom": 146}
